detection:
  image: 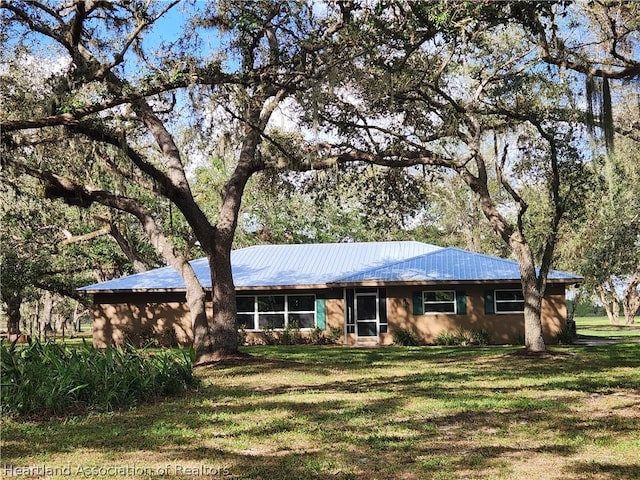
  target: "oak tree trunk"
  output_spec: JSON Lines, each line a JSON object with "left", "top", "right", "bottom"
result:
{"left": 463, "top": 170, "right": 547, "bottom": 352}
{"left": 198, "top": 127, "right": 263, "bottom": 363}
{"left": 596, "top": 284, "right": 620, "bottom": 324}
{"left": 156, "top": 241, "right": 214, "bottom": 364}
{"left": 42, "top": 290, "right": 54, "bottom": 335}
{"left": 622, "top": 276, "right": 639, "bottom": 325}
{"left": 185, "top": 277, "right": 214, "bottom": 361}
{"left": 511, "top": 240, "right": 546, "bottom": 352}
{"left": 208, "top": 246, "right": 240, "bottom": 360}
{"left": 6, "top": 292, "right": 22, "bottom": 335}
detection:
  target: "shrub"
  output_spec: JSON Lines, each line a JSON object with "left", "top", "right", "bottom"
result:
{"left": 0, "top": 340, "right": 198, "bottom": 418}
{"left": 435, "top": 332, "right": 459, "bottom": 346}
{"left": 327, "top": 326, "right": 343, "bottom": 344}
{"left": 262, "top": 324, "right": 279, "bottom": 345}
{"left": 434, "top": 328, "right": 491, "bottom": 346}
{"left": 237, "top": 325, "right": 248, "bottom": 346}
{"left": 556, "top": 322, "right": 576, "bottom": 345}
{"left": 453, "top": 328, "right": 472, "bottom": 345}
{"left": 393, "top": 327, "right": 420, "bottom": 346}
{"left": 308, "top": 327, "right": 327, "bottom": 345}
{"left": 468, "top": 329, "right": 491, "bottom": 345}
{"left": 280, "top": 321, "right": 303, "bottom": 345}
{"left": 258, "top": 324, "right": 343, "bottom": 346}
{"left": 308, "top": 326, "right": 344, "bottom": 345}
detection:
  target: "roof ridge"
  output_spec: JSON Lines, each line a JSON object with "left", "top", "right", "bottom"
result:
{"left": 332, "top": 246, "right": 445, "bottom": 282}
{"left": 435, "top": 246, "right": 519, "bottom": 264}
{"left": 440, "top": 246, "right": 580, "bottom": 276}
{"left": 335, "top": 245, "right": 582, "bottom": 283}
{"left": 235, "top": 240, "right": 434, "bottom": 248}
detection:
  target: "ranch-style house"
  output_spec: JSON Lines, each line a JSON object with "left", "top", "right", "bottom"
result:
{"left": 79, "top": 241, "right": 582, "bottom": 347}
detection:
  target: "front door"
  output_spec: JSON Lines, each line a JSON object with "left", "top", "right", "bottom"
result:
{"left": 355, "top": 291, "right": 378, "bottom": 338}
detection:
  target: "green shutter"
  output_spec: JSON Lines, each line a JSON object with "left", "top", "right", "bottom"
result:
{"left": 455, "top": 290, "right": 467, "bottom": 315}
{"left": 379, "top": 288, "right": 387, "bottom": 324}
{"left": 484, "top": 290, "right": 495, "bottom": 314}
{"left": 412, "top": 291, "right": 424, "bottom": 315}
{"left": 316, "top": 298, "right": 326, "bottom": 330}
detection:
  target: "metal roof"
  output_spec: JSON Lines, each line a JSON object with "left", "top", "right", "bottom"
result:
{"left": 336, "top": 247, "right": 582, "bottom": 283}
{"left": 79, "top": 242, "right": 582, "bottom": 293}
{"left": 79, "top": 241, "right": 443, "bottom": 292}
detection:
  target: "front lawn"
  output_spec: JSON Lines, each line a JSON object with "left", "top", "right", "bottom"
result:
{"left": 3, "top": 344, "right": 639, "bottom": 479}
{"left": 575, "top": 316, "right": 640, "bottom": 339}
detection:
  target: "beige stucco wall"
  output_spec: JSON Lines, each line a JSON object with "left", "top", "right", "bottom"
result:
{"left": 93, "top": 289, "right": 345, "bottom": 348}
{"left": 93, "top": 292, "right": 196, "bottom": 348}
{"left": 91, "top": 284, "right": 568, "bottom": 348}
{"left": 377, "top": 283, "right": 566, "bottom": 346}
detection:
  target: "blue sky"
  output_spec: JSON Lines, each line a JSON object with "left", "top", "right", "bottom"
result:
{"left": 144, "top": 5, "right": 187, "bottom": 49}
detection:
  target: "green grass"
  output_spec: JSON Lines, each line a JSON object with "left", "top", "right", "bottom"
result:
{"left": 575, "top": 315, "right": 640, "bottom": 339}
{"left": 2, "top": 344, "right": 639, "bottom": 479}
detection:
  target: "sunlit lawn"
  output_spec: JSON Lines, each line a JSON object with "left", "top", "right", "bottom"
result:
{"left": 575, "top": 316, "right": 640, "bottom": 339}
{"left": 3, "top": 342, "right": 639, "bottom": 480}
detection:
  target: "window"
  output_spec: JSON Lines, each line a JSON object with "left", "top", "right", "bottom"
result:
{"left": 257, "top": 295, "right": 285, "bottom": 329}
{"left": 236, "top": 294, "right": 316, "bottom": 330}
{"left": 287, "top": 295, "right": 316, "bottom": 329}
{"left": 423, "top": 291, "right": 456, "bottom": 314}
{"left": 379, "top": 289, "right": 388, "bottom": 333}
{"left": 414, "top": 290, "right": 467, "bottom": 315}
{"left": 494, "top": 289, "right": 525, "bottom": 313}
{"left": 236, "top": 296, "right": 256, "bottom": 330}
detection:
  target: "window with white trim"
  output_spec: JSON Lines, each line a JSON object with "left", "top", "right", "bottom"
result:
{"left": 236, "top": 294, "right": 316, "bottom": 330}
{"left": 494, "top": 289, "right": 525, "bottom": 313}
{"left": 423, "top": 291, "right": 456, "bottom": 314}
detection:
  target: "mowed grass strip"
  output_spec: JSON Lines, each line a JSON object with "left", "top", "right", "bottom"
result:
{"left": 2, "top": 344, "right": 639, "bottom": 480}
{"left": 575, "top": 316, "right": 640, "bottom": 339}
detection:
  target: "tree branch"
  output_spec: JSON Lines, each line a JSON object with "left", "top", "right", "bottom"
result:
{"left": 66, "top": 119, "right": 214, "bottom": 246}
{"left": 529, "top": 119, "right": 565, "bottom": 293}
{"left": 96, "top": 0, "right": 181, "bottom": 79}
{"left": 0, "top": 66, "right": 231, "bottom": 132}
{"left": 68, "top": 0, "right": 86, "bottom": 48}
{"left": 540, "top": 48, "right": 640, "bottom": 80}
{"left": 5, "top": 156, "right": 194, "bottom": 283}
{"left": 60, "top": 226, "right": 111, "bottom": 245}
{"left": 67, "top": 122, "right": 171, "bottom": 196}
{"left": 108, "top": 221, "right": 149, "bottom": 273}
{"left": 272, "top": 143, "right": 457, "bottom": 172}
{"left": 1, "top": 2, "right": 71, "bottom": 53}
{"left": 495, "top": 140, "right": 528, "bottom": 233}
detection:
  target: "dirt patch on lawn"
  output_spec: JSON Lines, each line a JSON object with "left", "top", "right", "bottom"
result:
{"left": 583, "top": 391, "right": 640, "bottom": 418}
{"left": 503, "top": 349, "right": 576, "bottom": 359}
{"left": 193, "top": 351, "right": 256, "bottom": 368}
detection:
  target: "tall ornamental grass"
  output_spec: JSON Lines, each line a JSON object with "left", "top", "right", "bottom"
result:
{"left": 0, "top": 340, "right": 198, "bottom": 417}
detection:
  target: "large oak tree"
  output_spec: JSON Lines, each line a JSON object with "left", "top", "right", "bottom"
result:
{"left": 3, "top": 1, "right": 638, "bottom": 357}
{"left": 1, "top": 0, "right": 351, "bottom": 363}
{"left": 272, "top": 1, "right": 639, "bottom": 351}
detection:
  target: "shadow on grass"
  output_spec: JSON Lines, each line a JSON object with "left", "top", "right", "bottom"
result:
{"left": 3, "top": 343, "right": 639, "bottom": 479}
{"left": 572, "top": 461, "right": 640, "bottom": 479}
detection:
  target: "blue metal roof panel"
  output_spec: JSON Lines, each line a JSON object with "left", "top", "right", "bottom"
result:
{"left": 336, "top": 247, "right": 582, "bottom": 283}
{"left": 231, "top": 241, "right": 442, "bottom": 287}
{"left": 79, "top": 243, "right": 581, "bottom": 292}
{"left": 77, "top": 258, "right": 210, "bottom": 292}
{"left": 79, "top": 241, "right": 443, "bottom": 292}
